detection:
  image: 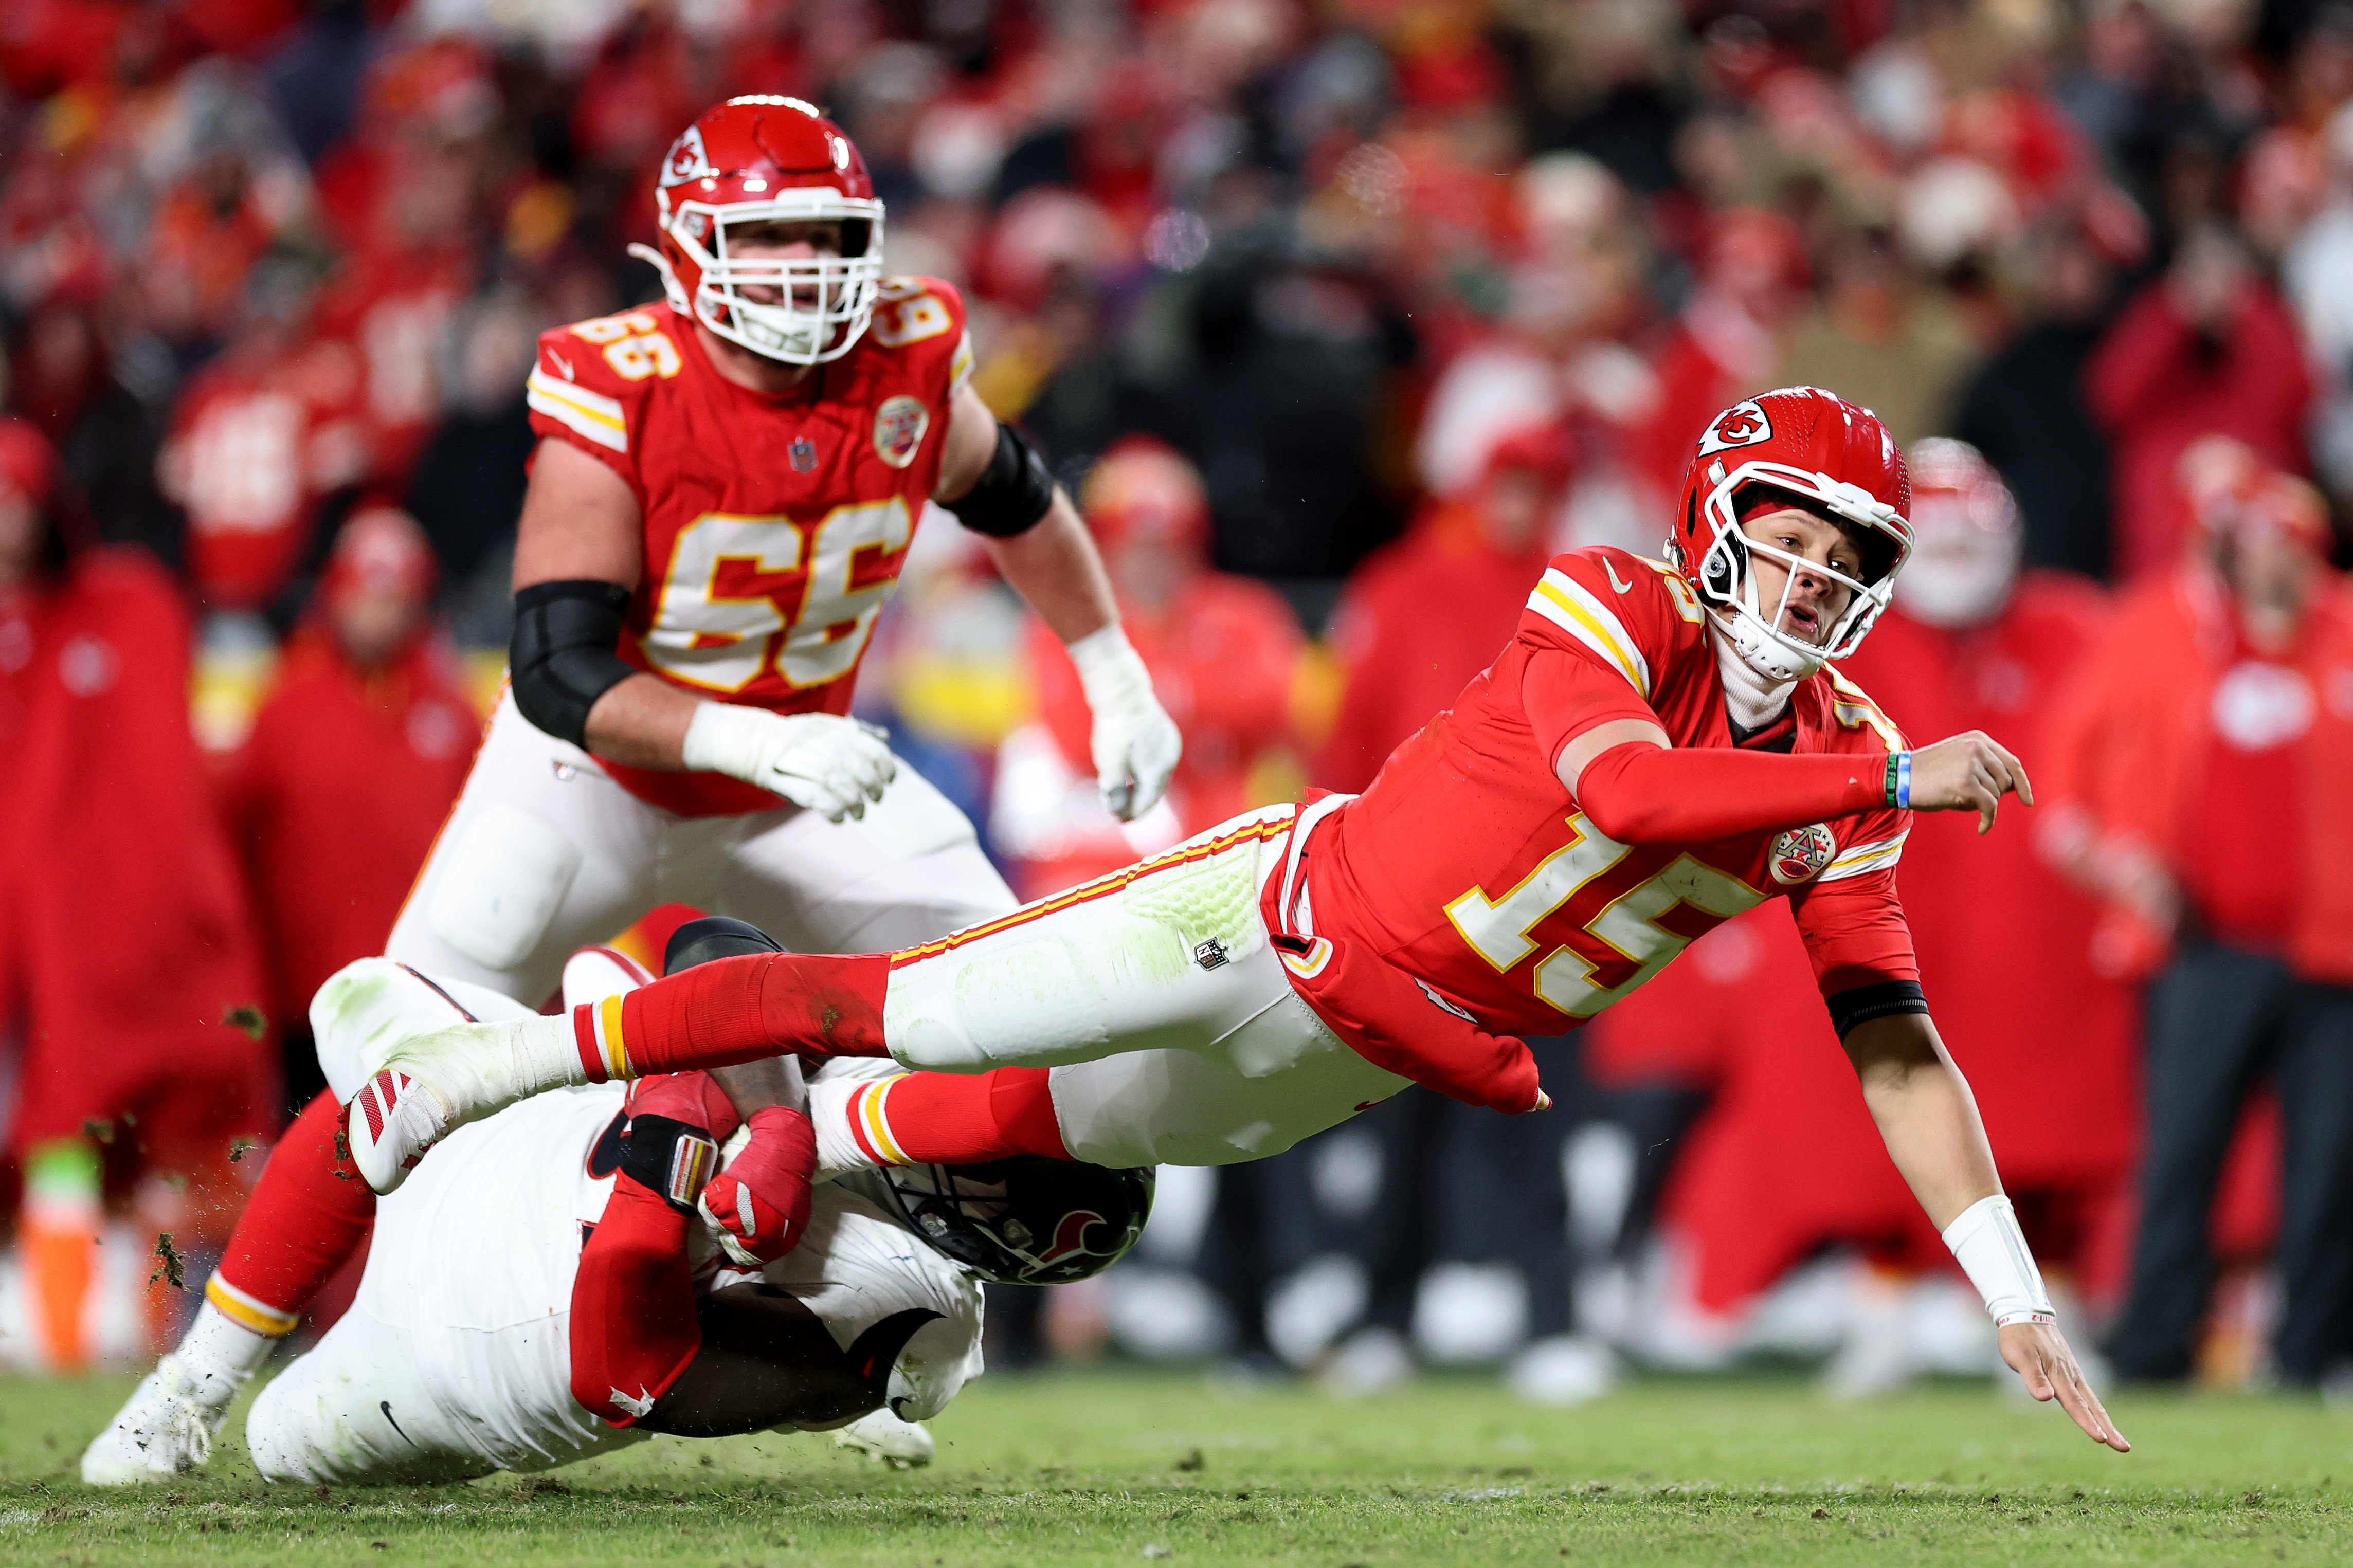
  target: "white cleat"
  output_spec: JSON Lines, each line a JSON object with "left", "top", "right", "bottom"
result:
{"left": 80, "top": 1354, "right": 242, "bottom": 1484}
{"left": 828, "top": 1407, "right": 935, "bottom": 1469}
{"left": 344, "top": 1013, "right": 564, "bottom": 1194}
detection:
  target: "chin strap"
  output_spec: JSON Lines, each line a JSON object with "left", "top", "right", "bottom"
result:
{"left": 1710, "top": 620, "right": 1804, "bottom": 732}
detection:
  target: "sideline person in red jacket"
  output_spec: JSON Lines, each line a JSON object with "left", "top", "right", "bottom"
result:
{"left": 226, "top": 504, "right": 480, "bottom": 1106}
{"left": 0, "top": 419, "right": 273, "bottom": 1366}
{"left": 2083, "top": 225, "right": 2313, "bottom": 581}
{"left": 2042, "top": 462, "right": 2353, "bottom": 1384}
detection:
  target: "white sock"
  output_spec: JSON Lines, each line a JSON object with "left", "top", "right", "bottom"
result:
{"left": 176, "top": 1300, "right": 274, "bottom": 1403}
{"left": 809, "top": 1075, "right": 902, "bottom": 1179}
{"left": 502, "top": 1012, "right": 590, "bottom": 1097}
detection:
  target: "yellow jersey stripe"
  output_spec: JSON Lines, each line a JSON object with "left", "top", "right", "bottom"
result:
{"left": 526, "top": 368, "right": 624, "bottom": 422}
{"left": 1527, "top": 571, "right": 1649, "bottom": 698}
{"left": 527, "top": 372, "right": 628, "bottom": 453}
{"left": 1819, "top": 831, "right": 1908, "bottom": 883}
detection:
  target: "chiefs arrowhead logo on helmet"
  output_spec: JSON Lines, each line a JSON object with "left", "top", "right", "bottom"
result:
{"left": 1698, "top": 399, "right": 1774, "bottom": 455}
{"left": 661, "top": 125, "right": 713, "bottom": 188}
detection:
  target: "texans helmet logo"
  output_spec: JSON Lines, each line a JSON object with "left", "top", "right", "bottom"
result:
{"left": 1698, "top": 399, "right": 1774, "bottom": 456}
{"left": 1033, "top": 1209, "right": 1116, "bottom": 1271}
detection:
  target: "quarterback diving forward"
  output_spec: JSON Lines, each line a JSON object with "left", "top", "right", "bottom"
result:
{"left": 350, "top": 387, "right": 2130, "bottom": 1451}
{"left": 84, "top": 93, "right": 1176, "bottom": 1483}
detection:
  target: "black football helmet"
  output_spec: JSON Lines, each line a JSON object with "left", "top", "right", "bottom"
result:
{"left": 861, "top": 1156, "right": 1153, "bottom": 1285}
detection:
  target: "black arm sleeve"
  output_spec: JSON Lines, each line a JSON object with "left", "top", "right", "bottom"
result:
{"left": 940, "top": 420, "right": 1055, "bottom": 538}
{"left": 510, "top": 579, "right": 638, "bottom": 747}
{"left": 1824, "top": 979, "right": 1931, "bottom": 1039}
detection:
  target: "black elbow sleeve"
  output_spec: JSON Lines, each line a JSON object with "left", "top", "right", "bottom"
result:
{"left": 510, "top": 579, "right": 638, "bottom": 747}
{"left": 1824, "top": 979, "right": 1930, "bottom": 1038}
{"left": 943, "top": 421, "right": 1055, "bottom": 538}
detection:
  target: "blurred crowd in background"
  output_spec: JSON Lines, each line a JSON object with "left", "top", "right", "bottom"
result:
{"left": 5, "top": 0, "right": 2353, "bottom": 1401}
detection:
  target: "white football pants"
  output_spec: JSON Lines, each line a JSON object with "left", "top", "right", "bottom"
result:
{"left": 386, "top": 696, "right": 1017, "bottom": 1005}
{"left": 885, "top": 804, "right": 1409, "bottom": 1167}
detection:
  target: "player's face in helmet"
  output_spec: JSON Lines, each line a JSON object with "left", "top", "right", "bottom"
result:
{"left": 1729, "top": 505, "right": 1868, "bottom": 648}
{"left": 720, "top": 218, "right": 846, "bottom": 309}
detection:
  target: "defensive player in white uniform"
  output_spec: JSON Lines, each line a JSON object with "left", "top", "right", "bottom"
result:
{"left": 246, "top": 959, "right": 1146, "bottom": 1485}
{"left": 85, "top": 93, "right": 1178, "bottom": 1484}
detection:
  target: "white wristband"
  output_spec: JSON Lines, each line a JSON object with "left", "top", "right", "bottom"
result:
{"left": 680, "top": 702, "right": 763, "bottom": 782}
{"left": 1941, "top": 1194, "right": 2054, "bottom": 1326}
{"left": 1065, "top": 623, "right": 1151, "bottom": 709}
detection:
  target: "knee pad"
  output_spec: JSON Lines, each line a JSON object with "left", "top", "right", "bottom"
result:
{"left": 425, "top": 805, "right": 584, "bottom": 973}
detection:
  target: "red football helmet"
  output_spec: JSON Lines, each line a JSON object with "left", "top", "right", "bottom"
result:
{"left": 636, "top": 96, "right": 885, "bottom": 366}
{"left": 1670, "top": 386, "right": 1913, "bottom": 677}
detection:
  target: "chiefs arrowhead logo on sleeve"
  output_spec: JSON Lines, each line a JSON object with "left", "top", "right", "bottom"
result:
{"left": 873, "top": 395, "right": 929, "bottom": 468}
{"left": 1698, "top": 399, "right": 1775, "bottom": 456}
{"left": 1768, "top": 823, "right": 1838, "bottom": 885}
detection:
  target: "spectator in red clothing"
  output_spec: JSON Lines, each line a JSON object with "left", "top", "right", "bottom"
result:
{"left": 225, "top": 504, "right": 478, "bottom": 1108}
{"left": 2042, "top": 464, "right": 2353, "bottom": 1384}
{"left": 991, "top": 437, "right": 1302, "bottom": 900}
{"left": 1842, "top": 441, "right": 2134, "bottom": 1307}
{"left": 0, "top": 418, "right": 274, "bottom": 1366}
{"left": 1317, "top": 422, "right": 1574, "bottom": 792}
{"left": 156, "top": 267, "right": 371, "bottom": 612}
{"left": 2084, "top": 224, "right": 2315, "bottom": 580}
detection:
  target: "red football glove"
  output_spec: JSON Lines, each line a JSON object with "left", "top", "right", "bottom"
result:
{"left": 697, "top": 1105, "right": 816, "bottom": 1266}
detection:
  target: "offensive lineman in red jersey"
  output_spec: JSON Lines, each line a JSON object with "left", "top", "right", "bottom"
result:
{"left": 84, "top": 97, "right": 1180, "bottom": 1483}
{"left": 348, "top": 387, "right": 2130, "bottom": 1450}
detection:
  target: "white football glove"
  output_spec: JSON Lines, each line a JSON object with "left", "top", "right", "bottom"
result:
{"left": 680, "top": 704, "right": 897, "bottom": 822}
{"left": 1066, "top": 624, "right": 1182, "bottom": 821}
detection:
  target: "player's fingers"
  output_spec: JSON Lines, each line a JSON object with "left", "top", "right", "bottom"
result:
{"left": 2050, "top": 1362, "right": 2122, "bottom": 1449}
{"left": 1968, "top": 779, "right": 1999, "bottom": 835}
{"left": 1993, "top": 741, "right": 2034, "bottom": 807}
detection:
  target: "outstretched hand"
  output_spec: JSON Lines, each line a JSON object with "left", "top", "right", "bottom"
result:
{"left": 1999, "top": 1319, "right": 2130, "bottom": 1452}
{"left": 1909, "top": 731, "right": 2033, "bottom": 835}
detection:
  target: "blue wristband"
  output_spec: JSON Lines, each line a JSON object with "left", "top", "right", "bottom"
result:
{"left": 1894, "top": 751, "right": 1912, "bottom": 810}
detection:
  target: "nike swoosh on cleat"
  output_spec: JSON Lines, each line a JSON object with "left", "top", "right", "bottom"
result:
{"left": 381, "top": 1402, "right": 413, "bottom": 1445}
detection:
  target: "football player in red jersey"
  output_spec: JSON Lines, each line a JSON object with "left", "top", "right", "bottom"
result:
{"left": 85, "top": 97, "right": 1179, "bottom": 1483}
{"left": 346, "top": 387, "right": 2128, "bottom": 1451}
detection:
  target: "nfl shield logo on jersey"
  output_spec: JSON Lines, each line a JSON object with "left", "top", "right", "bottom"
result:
{"left": 789, "top": 436, "right": 818, "bottom": 473}
{"left": 874, "top": 395, "right": 929, "bottom": 469}
{"left": 1768, "top": 823, "right": 1836, "bottom": 885}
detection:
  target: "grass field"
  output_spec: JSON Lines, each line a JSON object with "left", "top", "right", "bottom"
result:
{"left": 1, "top": 1368, "right": 2347, "bottom": 1565}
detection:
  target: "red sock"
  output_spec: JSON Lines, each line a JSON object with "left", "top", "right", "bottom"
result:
{"left": 573, "top": 952, "right": 892, "bottom": 1083}
{"left": 206, "top": 1091, "right": 374, "bottom": 1336}
{"left": 569, "top": 1175, "right": 701, "bottom": 1427}
{"left": 848, "top": 1068, "right": 1069, "bottom": 1166}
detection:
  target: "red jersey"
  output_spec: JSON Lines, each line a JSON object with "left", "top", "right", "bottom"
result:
{"left": 1308, "top": 546, "right": 1918, "bottom": 1043}
{"left": 160, "top": 339, "right": 370, "bottom": 609}
{"left": 526, "top": 283, "right": 974, "bottom": 815}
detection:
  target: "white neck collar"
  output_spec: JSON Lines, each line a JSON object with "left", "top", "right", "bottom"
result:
{"left": 1711, "top": 621, "right": 1798, "bottom": 734}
